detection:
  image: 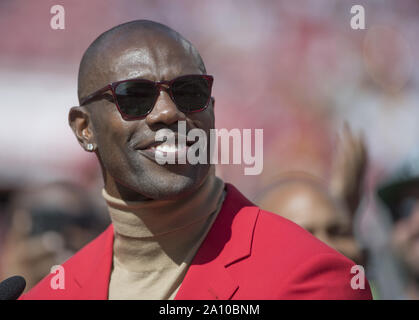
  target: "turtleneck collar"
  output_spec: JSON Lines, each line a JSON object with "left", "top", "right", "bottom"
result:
{"left": 104, "top": 173, "right": 226, "bottom": 299}
{"left": 102, "top": 174, "right": 225, "bottom": 240}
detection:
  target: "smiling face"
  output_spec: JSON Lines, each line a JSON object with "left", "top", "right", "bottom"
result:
{"left": 69, "top": 22, "right": 214, "bottom": 201}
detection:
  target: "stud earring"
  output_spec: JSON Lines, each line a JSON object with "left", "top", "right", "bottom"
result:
{"left": 86, "top": 143, "right": 95, "bottom": 151}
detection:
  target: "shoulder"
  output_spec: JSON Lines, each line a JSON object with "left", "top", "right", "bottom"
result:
{"left": 254, "top": 209, "right": 337, "bottom": 257}
{"left": 247, "top": 209, "right": 372, "bottom": 299}
{"left": 225, "top": 183, "right": 357, "bottom": 267}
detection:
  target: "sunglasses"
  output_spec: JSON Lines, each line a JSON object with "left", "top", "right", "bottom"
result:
{"left": 390, "top": 192, "right": 419, "bottom": 222}
{"left": 80, "top": 74, "right": 214, "bottom": 120}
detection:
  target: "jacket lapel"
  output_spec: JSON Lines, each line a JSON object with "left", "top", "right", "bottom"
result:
{"left": 175, "top": 183, "right": 260, "bottom": 300}
{"left": 70, "top": 224, "right": 114, "bottom": 300}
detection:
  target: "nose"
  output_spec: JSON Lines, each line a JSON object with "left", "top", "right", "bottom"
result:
{"left": 145, "top": 90, "right": 186, "bottom": 127}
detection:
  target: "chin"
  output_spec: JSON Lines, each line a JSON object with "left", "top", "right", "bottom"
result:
{"left": 132, "top": 166, "right": 209, "bottom": 200}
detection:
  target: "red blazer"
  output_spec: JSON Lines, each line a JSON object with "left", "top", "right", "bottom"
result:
{"left": 21, "top": 183, "right": 372, "bottom": 300}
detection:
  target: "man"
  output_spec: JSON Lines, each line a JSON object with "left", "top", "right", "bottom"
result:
{"left": 257, "top": 124, "right": 368, "bottom": 266}
{"left": 377, "top": 152, "right": 419, "bottom": 299}
{"left": 21, "top": 20, "right": 371, "bottom": 300}
{"left": 1, "top": 182, "right": 107, "bottom": 292}
{"left": 257, "top": 172, "right": 365, "bottom": 266}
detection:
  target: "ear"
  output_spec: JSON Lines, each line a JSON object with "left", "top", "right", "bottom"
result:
{"left": 211, "top": 97, "right": 215, "bottom": 109}
{"left": 68, "top": 106, "right": 97, "bottom": 152}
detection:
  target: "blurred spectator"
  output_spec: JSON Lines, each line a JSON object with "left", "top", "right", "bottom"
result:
{"left": 257, "top": 124, "right": 367, "bottom": 259}
{"left": 255, "top": 125, "right": 379, "bottom": 297}
{"left": 0, "top": 181, "right": 109, "bottom": 292}
{"left": 377, "top": 152, "right": 419, "bottom": 299}
{"left": 257, "top": 171, "right": 365, "bottom": 266}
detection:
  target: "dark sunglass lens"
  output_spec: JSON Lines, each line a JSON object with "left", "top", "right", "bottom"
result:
{"left": 172, "top": 76, "right": 211, "bottom": 112}
{"left": 114, "top": 81, "right": 157, "bottom": 117}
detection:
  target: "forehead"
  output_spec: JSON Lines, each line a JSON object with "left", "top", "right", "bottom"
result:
{"left": 272, "top": 185, "right": 350, "bottom": 227}
{"left": 102, "top": 36, "right": 203, "bottom": 83}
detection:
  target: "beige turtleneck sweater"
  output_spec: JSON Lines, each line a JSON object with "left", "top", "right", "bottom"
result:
{"left": 102, "top": 174, "right": 225, "bottom": 300}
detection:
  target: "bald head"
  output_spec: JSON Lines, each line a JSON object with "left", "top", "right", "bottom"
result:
{"left": 78, "top": 20, "right": 206, "bottom": 103}
{"left": 258, "top": 175, "right": 364, "bottom": 264}
{"left": 258, "top": 177, "right": 349, "bottom": 226}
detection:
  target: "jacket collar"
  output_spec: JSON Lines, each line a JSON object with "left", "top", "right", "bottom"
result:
{"left": 71, "top": 183, "right": 259, "bottom": 300}
{"left": 174, "top": 183, "right": 260, "bottom": 300}
{"left": 70, "top": 223, "right": 114, "bottom": 300}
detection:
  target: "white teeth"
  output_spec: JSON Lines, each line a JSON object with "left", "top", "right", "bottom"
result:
{"left": 153, "top": 142, "right": 188, "bottom": 164}
{"left": 155, "top": 142, "right": 186, "bottom": 153}
{"left": 156, "top": 143, "right": 176, "bottom": 153}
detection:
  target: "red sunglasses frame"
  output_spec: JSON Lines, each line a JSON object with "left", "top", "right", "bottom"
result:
{"left": 79, "top": 74, "right": 214, "bottom": 121}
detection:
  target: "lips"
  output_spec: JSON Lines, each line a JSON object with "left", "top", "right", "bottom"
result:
{"left": 134, "top": 133, "right": 195, "bottom": 149}
{"left": 135, "top": 134, "right": 195, "bottom": 164}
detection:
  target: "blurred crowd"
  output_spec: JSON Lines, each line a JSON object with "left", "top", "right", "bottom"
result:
{"left": 1, "top": 0, "right": 419, "bottom": 299}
